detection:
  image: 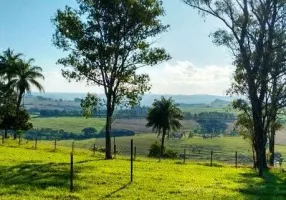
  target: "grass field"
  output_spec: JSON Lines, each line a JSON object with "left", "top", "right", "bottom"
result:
{"left": 30, "top": 117, "right": 200, "bottom": 133}
{"left": 1, "top": 139, "right": 286, "bottom": 200}
{"left": 31, "top": 117, "right": 106, "bottom": 133}
{"left": 51, "top": 135, "right": 286, "bottom": 167}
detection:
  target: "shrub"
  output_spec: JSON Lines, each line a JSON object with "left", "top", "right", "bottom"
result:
{"left": 188, "top": 131, "right": 194, "bottom": 138}
{"left": 163, "top": 149, "right": 178, "bottom": 159}
{"left": 148, "top": 141, "right": 163, "bottom": 158}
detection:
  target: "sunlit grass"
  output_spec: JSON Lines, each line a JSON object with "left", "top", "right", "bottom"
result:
{"left": 31, "top": 117, "right": 106, "bottom": 133}
{"left": 0, "top": 139, "right": 286, "bottom": 199}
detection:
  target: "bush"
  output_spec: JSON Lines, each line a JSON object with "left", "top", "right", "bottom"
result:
{"left": 163, "top": 149, "right": 178, "bottom": 159}
{"left": 148, "top": 141, "right": 163, "bottom": 158}
{"left": 148, "top": 141, "right": 177, "bottom": 158}
{"left": 188, "top": 131, "right": 194, "bottom": 138}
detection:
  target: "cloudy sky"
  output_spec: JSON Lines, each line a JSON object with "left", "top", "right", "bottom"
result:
{"left": 0, "top": 0, "right": 235, "bottom": 95}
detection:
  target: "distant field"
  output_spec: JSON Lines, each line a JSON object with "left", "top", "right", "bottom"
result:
{"left": 30, "top": 117, "right": 200, "bottom": 133}
{"left": 31, "top": 117, "right": 106, "bottom": 133}
{"left": 1, "top": 139, "right": 286, "bottom": 199}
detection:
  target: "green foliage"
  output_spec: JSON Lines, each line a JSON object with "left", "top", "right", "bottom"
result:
{"left": 0, "top": 48, "right": 44, "bottom": 113}
{"left": 146, "top": 97, "right": 184, "bottom": 156}
{"left": 163, "top": 149, "right": 178, "bottom": 159}
{"left": 148, "top": 141, "right": 162, "bottom": 158}
{"left": 188, "top": 131, "right": 194, "bottom": 138}
{"left": 52, "top": 0, "right": 170, "bottom": 158}
{"left": 196, "top": 119, "right": 228, "bottom": 135}
{"left": 80, "top": 93, "right": 101, "bottom": 118}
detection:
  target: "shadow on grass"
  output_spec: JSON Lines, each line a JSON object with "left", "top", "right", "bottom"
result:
{"left": 237, "top": 170, "right": 286, "bottom": 199}
{"left": 0, "top": 162, "right": 71, "bottom": 192}
{"left": 197, "top": 163, "right": 224, "bottom": 168}
{"left": 104, "top": 182, "right": 131, "bottom": 198}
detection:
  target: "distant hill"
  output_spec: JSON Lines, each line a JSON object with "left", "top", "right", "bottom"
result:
{"left": 210, "top": 99, "right": 231, "bottom": 107}
{"left": 29, "top": 92, "right": 237, "bottom": 106}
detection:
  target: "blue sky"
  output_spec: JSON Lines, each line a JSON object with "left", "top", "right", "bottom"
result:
{"left": 0, "top": 0, "right": 234, "bottom": 95}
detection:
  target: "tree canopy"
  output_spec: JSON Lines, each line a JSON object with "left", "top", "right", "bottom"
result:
{"left": 52, "top": 0, "right": 170, "bottom": 159}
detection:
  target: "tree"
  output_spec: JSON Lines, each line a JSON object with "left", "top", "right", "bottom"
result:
{"left": 9, "top": 58, "right": 45, "bottom": 115}
{"left": 0, "top": 48, "right": 23, "bottom": 82}
{"left": 52, "top": 0, "right": 170, "bottom": 159}
{"left": 184, "top": 0, "right": 286, "bottom": 177}
{"left": 146, "top": 97, "right": 184, "bottom": 157}
{"left": 82, "top": 127, "right": 97, "bottom": 137}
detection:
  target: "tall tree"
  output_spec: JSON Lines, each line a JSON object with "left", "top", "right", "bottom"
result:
{"left": 146, "top": 97, "right": 184, "bottom": 157}
{"left": 9, "top": 58, "right": 45, "bottom": 115}
{"left": 52, "top": 0, "right": 170, "bottom": 159}
{"left": 0, "top": 48, "right": 23, "bottom": 82}
{"left": 184, "top": 0, "right": 286, "bottom": 177}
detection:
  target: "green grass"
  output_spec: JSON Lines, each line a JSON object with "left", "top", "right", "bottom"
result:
{"left": 55, "top": 135, "right": 286, "bottom": 166}
{"left": 31, "top": 117, "right": 106, "bottom": 133}
{"left": 1, "top": 139, "right": 286, "bottom": 200}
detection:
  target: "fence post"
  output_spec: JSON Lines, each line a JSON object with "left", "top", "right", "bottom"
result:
{"left": 184, "top": 149, "right": 186, "bottom": 164}
{"left": 235, "top": 151, "right": 238, "bottom": 168}
{"left": 70, "top": 153, "right": 74, "bottom": 192}
{"left": 130, "top": 139, "right": 133, "bottom": 182}
{"left": 71, "top": 141, "right": 75, "bottom": 154}
{"left": 134, "top": 146, "right": 137, "bottom": 160}
{"left": 54, "top": 139, "right": 57, "bottom": 151}
{"left": 113, "top": 135, "right": 116, "bottom": 158}
{"left": 210, "top": 150, "right": 213, "bottom": 166}
{"left": 35, "top": 137, "right": 38, "bottom": 150}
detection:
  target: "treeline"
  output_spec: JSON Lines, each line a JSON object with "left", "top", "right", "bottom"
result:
{"left": 184, "top": 112, "right": 235, "bottom": 121}
{"left": 23, "top": 128, "right": 135, "bottom": 140}
{"left": 30, "top": 107, "right": 236, "bottom": 121}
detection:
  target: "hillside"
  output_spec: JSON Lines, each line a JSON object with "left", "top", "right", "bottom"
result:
{"left": 0, "top": 140, "right": 285, "bottom": 199}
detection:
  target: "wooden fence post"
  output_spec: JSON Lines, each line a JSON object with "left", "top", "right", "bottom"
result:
{"left": 210, "top": 150, "right": 213, "bottom": 166}
{"left": 54, "top": 139, "right": 57, "bottom": 151}
{"left": 71, "top": 141, "right": 75, "bottom": 154}
{"left": 70, "top": 153, "right": 74, "bottom": 192}
{"left": 235, "top": 151, "right": 238, "bottom": 168}
{"left": 184, "top": 149, "right": 186, "bottom": 164}
{"left": 131, "top": 139, "right": 133, "bottom": 182}
{"left": 35, "top": 137, "right": 38, "bottom": 150}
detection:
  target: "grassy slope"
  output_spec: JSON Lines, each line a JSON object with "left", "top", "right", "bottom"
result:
{"left": 31, "top": 117, "right": 106, "bottom": 133}
{"left": 55, "top": 135, "right": 286, "bottom": 166}
{"left": 1, "top": 140, "right": 286, "bottom": 200}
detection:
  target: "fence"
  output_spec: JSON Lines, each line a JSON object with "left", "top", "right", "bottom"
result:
{"left": 0, "top": 135, "right": 285, "bottom": 195}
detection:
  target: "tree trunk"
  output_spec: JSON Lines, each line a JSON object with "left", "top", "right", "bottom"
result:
{"left": 14, "top": 90, "right": 24, "bottom": 140}
{"left": 105, "top": 97, "right": 113, "bottom": 160}
{"left": 4, "top": 129, "right": 8, "bottom": 138}
{"left": 160, "top": 129, "right": 166, "bottom": 158}
{"left": 269, "top": 123, "right": 275, "bottom": 166}
{"left": 250, "top": 95, "right": 267, "bottom": 177}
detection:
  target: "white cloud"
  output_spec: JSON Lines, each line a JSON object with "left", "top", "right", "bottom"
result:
{"left": 33, "top": 61, "right": 235, "bottom": 95}
{"left": 140, "top": 61, "right": 235, "bottom": 95}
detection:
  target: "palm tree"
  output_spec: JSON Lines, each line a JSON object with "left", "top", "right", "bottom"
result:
{"left": 0, "top": 48, "right": 23, "bottom": 82}
{"left": 146, "top": 97, "right": 184, "bottom": 157}
{"left": 9, "top": 58, "right": 45, "bottom": 114}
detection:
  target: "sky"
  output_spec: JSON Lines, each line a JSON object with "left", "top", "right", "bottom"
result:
{"left": 0, "top": 0, "right": 235, "bottom": 95}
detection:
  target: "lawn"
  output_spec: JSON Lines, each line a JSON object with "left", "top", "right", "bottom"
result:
{"left": 31, "top": 117, "right": 106, "bottom": 133}
{"left": 0, "top": 139, "right": 286, "bottom": 200}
